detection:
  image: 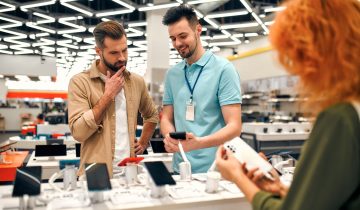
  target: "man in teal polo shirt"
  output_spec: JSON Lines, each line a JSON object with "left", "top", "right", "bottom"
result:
{"left": 160, "top": 4, "right": 242, "bottom": 173}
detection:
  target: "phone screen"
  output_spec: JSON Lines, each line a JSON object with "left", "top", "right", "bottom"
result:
{"left": 12, "top": 166, "right": 42, "bottom": 197}
{"left": 75, "top": 143, "right": 81, "bottom": 157}
{"left": 144, "top": 161, "right": 176, "bottom": 186}
{"left": 35, "top": 144, "right": 67, "bottom": 157}
{"left": 150, "top": 138, "right": 167, "bottom": 153}
{"left": 85, "top": 163, "right": 112, "bottom": 191}
{"left": 169, "top": 132, "right": 186, "bottom": 140}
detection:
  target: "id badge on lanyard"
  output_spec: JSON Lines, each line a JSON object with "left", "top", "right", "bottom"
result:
{"left": 186, "top": 99, "right": 195, "bottom": 121}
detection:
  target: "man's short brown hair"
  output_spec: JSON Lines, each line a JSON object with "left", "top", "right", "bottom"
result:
{"left": 93, "top": 21, "right": 126, "bottom": 49}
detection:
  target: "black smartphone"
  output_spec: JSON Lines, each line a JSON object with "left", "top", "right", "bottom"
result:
{"left": 35, "top": 144, "right": 67, "bottom": 157}
{"left": 75, "top": 143, "right": 81, "bottom": 157}
{"left": 169, "top": 132, "right": 186, "bottom": 140}
{"left": 144, "top": 161, "right": 176, "bottom": 186}
{"left": 12, "top": 166, "right": 42, "bottom": 197}
{"left": 150, "top": 138, "right": 167, "bottom": 153}
{"left": 85, "top": 163, "right": 112, "bottom": 191}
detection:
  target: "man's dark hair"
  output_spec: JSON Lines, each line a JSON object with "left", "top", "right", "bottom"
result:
{"left": 162, "top": 4, "right": 199, "bottom": 27}
{"left": 93, "top": 20, "right": 126, "bottom": 49}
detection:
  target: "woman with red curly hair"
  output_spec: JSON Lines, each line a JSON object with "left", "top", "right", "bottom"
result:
{"left": 216, "top": 0, "right": 360, "bottom": 209}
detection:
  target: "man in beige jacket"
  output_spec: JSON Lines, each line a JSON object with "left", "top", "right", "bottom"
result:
{"left": 68, "top": 21, "right": 158, "bottom": 177}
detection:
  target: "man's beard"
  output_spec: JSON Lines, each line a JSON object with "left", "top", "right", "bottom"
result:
{"left": 102, "top": 54, "right": 127, "bottom": 72}
{"left": 178, "top": 36, "right": 198, "bottom": 59}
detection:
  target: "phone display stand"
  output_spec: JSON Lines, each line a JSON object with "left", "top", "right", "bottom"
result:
{"left": 90, "top": 191, "right": 105, "bottom": 203}
{"left": 19, "top": 195, "right": 36, "bottom": 210}
{"left": 149, "top": 180, "right": 166, "bottom": 198}
{"left": 179, "top": 162, "right": 191, "bottom": 181}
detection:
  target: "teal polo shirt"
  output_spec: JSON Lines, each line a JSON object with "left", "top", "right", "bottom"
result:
{"left": 163, "top": 50, "right": 242, "bottom": 173}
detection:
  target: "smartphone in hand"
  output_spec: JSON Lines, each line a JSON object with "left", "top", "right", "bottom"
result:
{"left": 169, "top": 132, "right": 186, "bottom": 140}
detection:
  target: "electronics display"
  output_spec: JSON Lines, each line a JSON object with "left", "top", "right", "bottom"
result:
{"left": 224, "top": 137, "right": 274, "bottom": 180}
{"left": 169, "top": 132, "right": 186, "bottom": 140}
{"left": 46, "top": 139, "right": 64, "bottom": 145}
{"left": 35, "top": 145, "right": 67, "bottom": 157}
{"left": 75, "top": 143, "right": 81, "bottom": 157}
{"left": 150, "top": 138, "right": 167, "bottom": 153}
{"left": 117, "top": 157, "right": 144, "bottom": 167}
{"left": 144, "top": 161, "right": 176, "bottom": 186}
{"left": 85, "top": 163, "right": 111, "bottom": 191}
{"left": 12, "top": 166, "right": 42, "bottom": 197}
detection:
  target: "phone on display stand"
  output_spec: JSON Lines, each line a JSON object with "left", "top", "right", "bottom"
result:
{"left": 169, "top": 132, "right": 186, "bottom": 140}
{"left": 85, "top": 163, "right": 112, "bottom": 191}
{"left": 144, "top": 161, "right": 176, "bottom": 186}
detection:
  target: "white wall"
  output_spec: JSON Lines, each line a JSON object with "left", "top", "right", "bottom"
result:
{"left": 0, "top": 54, "right": 56, "bottom": 76}
{"left": 0, "top": 79, "right": 7, "bottom": 102}
{"left": 224, "top": 37, "right": 288, "bottom": 81}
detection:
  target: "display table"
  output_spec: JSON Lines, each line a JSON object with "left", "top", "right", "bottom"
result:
{"left": 0, "top": 174, "right": 251, "bottom": 210}
{"left": 26, "top": 150, "right": 79, "bottom": 180}
{"left": 0, "top": 151, "right": 29, "bottom": 181}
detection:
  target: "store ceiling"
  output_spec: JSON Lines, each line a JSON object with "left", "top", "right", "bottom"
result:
{"left": 0, "top": 0, "right": 284, "bottom": 84}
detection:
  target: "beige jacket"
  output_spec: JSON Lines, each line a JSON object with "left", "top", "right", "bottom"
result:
{"left": 68, "top": 60, "right": 159, "bottom": 177}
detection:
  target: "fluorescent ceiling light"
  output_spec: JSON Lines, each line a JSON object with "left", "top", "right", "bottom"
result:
{"left": 221, "top": 30, "right": 232, "bottom": 37}
{"left": 0, "top": 50, "right": 12, "bottom": 54}
{"left": 101, "top": 18, "right": 111, "bottom": 22}
{"left": 57, "top": 28, "right": 86, "bottom": 34}
{"left": 128, "top": 22, "right": 147, "bottom": 27}
{"left": 60, "top": 0, "right": 93, "bottom": 17}
{"left": 230, "top": 36, "right": 241, "bottom": 43}
{"left": 193, "top": 9, "right": 204, "bottom": 19}
{"left": 239, "top": 0, "right": 253, "bottom": 12}
{"left": 0, "top": 1, "right": 16, "bottom": 12}
{"left": 260, "top": 24, "right": 269, "bottom": 34}
{"left": 264, "top": 6, "right": 286, "bottom": 13}
{"left": 112, "top": 0, "right": 135, "bottom": 10}
{"left": 265, "top": 21, "right": 274, "bottom": 26}
{"left": 138, "top": 2, "right": 180, "bottom": 11}
{"left": 96, "top": 9, "right": 133, "bottom": 17}
{"left": 62, "top": 34, "right": 82, "bottom": 42}
{"left": 204, "top": 17, "right": 219, "bottom": 29}
{"left": 25, "top": 22, "right": 56, "bottom": 34}
{"left": 220, "top": 22, "right": 258, "bottom": 29}
{"left": 20, "top": 0, "right": 56, "bottom": 11}
{"left": 0, "top": 16, "right": 22, "bottom": 24}
{"left": 206, "top": 10, "right": 248, "bottom": 18}
{"left": 188, "top": 0, "right": 223, "bottom": 4}
{"left": 251, "top": 12, "right": 263, "bottom": 24}
{"left": 209, "top": 41, "right": 241, "bottom": 47}
{"left": 33, "top": 12, "right": 56, "bottom": 24}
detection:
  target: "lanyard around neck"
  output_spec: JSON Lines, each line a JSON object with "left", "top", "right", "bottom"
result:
{"left": 183, "top": 54, "right": 212, "bottom": 101}
{"left": 184, "top": 65, "right": 204, "bottom": 101}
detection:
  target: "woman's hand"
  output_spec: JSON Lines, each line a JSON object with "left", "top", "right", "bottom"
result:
{"left": 242, "top": 152, "right": 289, "bottom": 198}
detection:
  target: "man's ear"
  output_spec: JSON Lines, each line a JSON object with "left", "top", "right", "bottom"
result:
{"left": 196, "top": 24, "right": 202, "bottom": 36}
{"left": 95, "top": 46, "right": 101, "bottom": 56}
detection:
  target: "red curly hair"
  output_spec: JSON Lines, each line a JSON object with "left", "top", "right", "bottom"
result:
{"left": 270, "top": 0, "right": 360, "bottom": 114}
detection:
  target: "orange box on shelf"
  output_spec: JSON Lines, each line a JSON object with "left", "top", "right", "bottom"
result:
{"left": 0, "top": 151, "right": 29, "bottom": 182}
{"left": 52, "top": 133, "right": 65, "bottom": 139}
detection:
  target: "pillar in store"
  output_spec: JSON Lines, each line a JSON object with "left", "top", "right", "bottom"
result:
{"left": 145, "top": 7, "right": 170, "bottom": 105}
